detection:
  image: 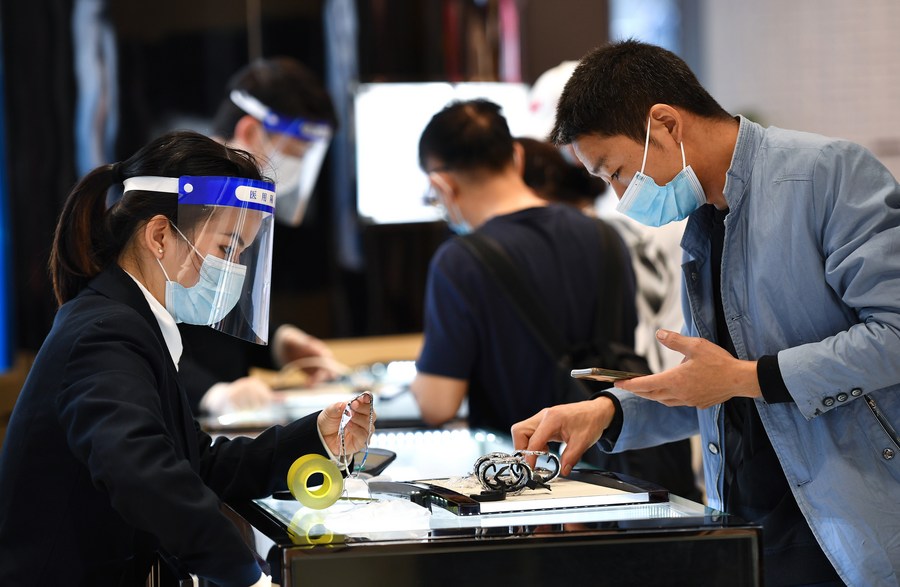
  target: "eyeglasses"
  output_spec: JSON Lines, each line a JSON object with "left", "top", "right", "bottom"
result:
{"left": 422, "top": 189, "right": 440, "bottom": 207}
{"left": 422, "top": 167, "right": 450, "bottom": 207}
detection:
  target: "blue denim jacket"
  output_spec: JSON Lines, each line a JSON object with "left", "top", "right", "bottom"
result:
{"left": 609, "top": 117, "right": 900, "bottom": 586}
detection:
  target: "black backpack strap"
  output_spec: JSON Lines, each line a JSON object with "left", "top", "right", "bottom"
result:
{"left": 458, "top": 223, "right": 633, "bottom": 364}
{"left": 457, "top": 232, "right": 569, "bottom": 365}
{"left": 457, "top": 223, "right": 645, "bottom": 404}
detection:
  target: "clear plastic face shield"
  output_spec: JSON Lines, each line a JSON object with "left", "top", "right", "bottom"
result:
{"left": 230, "top": 90, "right": 333, "bottom": 227}
{"left": 122, "top": 175, "right": 276, "bottom": 344}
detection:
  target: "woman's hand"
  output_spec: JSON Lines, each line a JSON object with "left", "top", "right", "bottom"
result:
{"left": 317, "top": 393, "right": 376, "bottom": 456}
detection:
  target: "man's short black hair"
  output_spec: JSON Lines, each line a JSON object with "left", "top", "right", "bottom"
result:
{"left": 211, "top": 56, "right": 338, "bottom": 140}
{"left": 551, "top": 39, "right": 731, "bottom": 145}
{"left": 418, "top": 99, "right": 515, "bottom": 173}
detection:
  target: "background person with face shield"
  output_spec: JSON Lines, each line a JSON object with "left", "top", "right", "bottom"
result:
{"left": 0, "top": 130, "right": 375, "bottom": 587}
{"left": 179, "top": 57, "right": 341, "bottom": 416}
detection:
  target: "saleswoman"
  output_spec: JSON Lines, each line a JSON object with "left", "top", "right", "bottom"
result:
{"left": 0, "top": 130, "right": 374, "bottom": 586}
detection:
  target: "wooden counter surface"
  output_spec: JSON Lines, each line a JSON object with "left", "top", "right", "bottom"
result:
{"left": 322, "top": 332, "right": 423, "bottom": 367}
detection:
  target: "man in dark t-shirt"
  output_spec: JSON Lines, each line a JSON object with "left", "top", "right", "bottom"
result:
{"left": 417, "top": 203, "right": 633, "bottom": 431}
{"left": 411, "top": 99, "right": 635, "bottom": 432}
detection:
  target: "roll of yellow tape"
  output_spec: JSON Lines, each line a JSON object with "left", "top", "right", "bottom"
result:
{"left": 288, "top": 511, "right": 334, "bottom": 545}
{"left": 287, "top": 454, "right": 343, "bottom": 510}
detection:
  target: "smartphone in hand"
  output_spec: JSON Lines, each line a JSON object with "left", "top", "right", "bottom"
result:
{"left": 570, "top": 367, "right": 645, "bottom": 382}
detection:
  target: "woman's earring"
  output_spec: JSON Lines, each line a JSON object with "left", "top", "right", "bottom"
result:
{"left": 158, "top": 248, "right": 164, "bottom": 255}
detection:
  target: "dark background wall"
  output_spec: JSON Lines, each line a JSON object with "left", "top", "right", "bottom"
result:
{"left": 0, "top": 0, "right": 609, "bottom": 354}
{"left": 521, "top": 0, "right": 607, "bottom": 83}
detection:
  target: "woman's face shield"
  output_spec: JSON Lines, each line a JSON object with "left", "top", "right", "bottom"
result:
{"left": 231, "top": 90, "right": 333, "bottom": 227}
{"left": 123, "top": 175, "right": 276, "bottom": 344}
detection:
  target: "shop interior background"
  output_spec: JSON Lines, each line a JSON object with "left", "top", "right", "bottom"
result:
{"left": 0, "top": 0, "right": 897, "bottom": 385}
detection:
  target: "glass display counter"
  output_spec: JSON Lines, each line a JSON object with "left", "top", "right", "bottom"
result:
{"left": 223, "top": 429, "right": 761, "bottom": 586}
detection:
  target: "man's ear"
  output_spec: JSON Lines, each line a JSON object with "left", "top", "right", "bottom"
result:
{"left": 512, "top": 141, "right": 525, "bottom": 176}
{"left": 233, "top": 114, "right": 267, "bottom": 153}
{"left": 429, "top": 172, "right": 458, "bottom": 199}
{"left": 648, "top": 104, "right": 683, "bottom": 145}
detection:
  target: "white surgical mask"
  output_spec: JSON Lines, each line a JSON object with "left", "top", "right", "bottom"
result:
{"left": 266, "top": 134, "right": 329, "bottom": 227}
{"left": 269, "top": 149, "right": 304, "bottom": 195}
{"left": 266, "top": 147, "right": 306, "bottom": 226}
{"left": 615, "top": 116, "right": 706, "bottom": 227}
{"left": 157, "top": 230, "right": 247, "bottom": 326}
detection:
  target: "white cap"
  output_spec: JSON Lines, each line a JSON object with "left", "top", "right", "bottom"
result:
{"left": 524, "top": 60, "right": 579, "bottom": 141}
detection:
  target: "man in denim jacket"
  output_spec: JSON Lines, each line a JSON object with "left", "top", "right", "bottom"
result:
{"left": 513, "top": 40, "right": 899, "bottom": 586}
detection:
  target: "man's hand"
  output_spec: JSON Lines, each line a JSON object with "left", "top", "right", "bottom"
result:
{"left": 199, "top": 377, "right": 276, "bottom": 415}
{"left": 317, "top": 393, "right": 376, "bottom": 456}
{"left": 614, "top": 329, "right": 761, "bottom": 408}
{"left": 510, "top": 397, "right": 616, "bottom": 476}
{"left": 273, "top": 324, "right": 338, "bottom": 384}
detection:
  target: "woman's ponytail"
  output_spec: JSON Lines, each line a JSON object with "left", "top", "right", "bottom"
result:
{"left": 48, "top": 129, "right": 264, "bottom": 306}
{"left": 49, "top": 164, "right": 120, "bottom": 305}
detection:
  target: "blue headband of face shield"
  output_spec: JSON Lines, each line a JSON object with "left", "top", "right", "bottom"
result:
{"left": 230, "top": 90, "right": 333, "bottom": 143}
{"left": 122, "top": 175, "right": 276, "bottom": 211}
